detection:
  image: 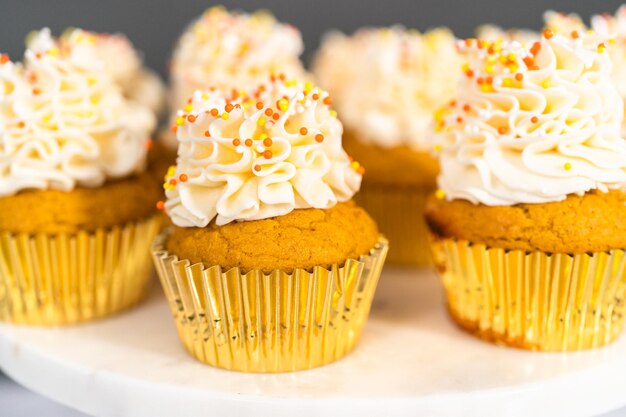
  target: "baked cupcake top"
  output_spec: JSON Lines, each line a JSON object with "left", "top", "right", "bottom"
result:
{"left": 0, "top": 28, "right": 156, "bottom": 196}
{"left": 313, "top": 26, "right": 460, "bottom": 151}
{"left": 169, "top": 7, "right": 305, "bottom": 115}
{"left": 164, "top": 77, "right": 362, "bottom": 227}
{"left": 431, "top": 31, "right": 626, "bottom": 205}
{"left": 55, "top": 28, "right": 165, "bottom": 114}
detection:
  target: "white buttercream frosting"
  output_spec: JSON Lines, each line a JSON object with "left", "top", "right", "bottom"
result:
{"left": 169, "top": 7, "right": 305, "bottom": 121}
{"left": 431, "top": 33, "right": 626, "bottom": 206}
{"left": 164, "top": 78, "right": 362, "bottom": 227}
{"left": 312, "top": 26, "right": 461, "bottom": 151}
{"left": 0, "top": 28, "right": 156, "bottom": 196}
{"left": 54, "top": 28, "right": 165, "bottom": 114}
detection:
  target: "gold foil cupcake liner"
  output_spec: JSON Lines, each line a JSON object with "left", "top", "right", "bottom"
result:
{"left": 152, "top": 231, "right": 388, "bottom": 372}
{"left": 355, "top": 184, "right": 432, "bottom": 266}
{"left": 0, "top": 215, "right": 162, "bottom": 326}
{"left": 430, "top": 236, "right": 626, "bottom": 351}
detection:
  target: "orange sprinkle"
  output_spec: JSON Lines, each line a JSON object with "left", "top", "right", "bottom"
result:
{"left": 531, "top": 116, "right": 539, "bottom": 123}
{"left": 543, "top": 29, "right": 554, "bottom": 39}
{"left": 449, "top": 100, "right": 457, "bottom": 107}
{"left": 477, "top": 39, "right": 486, "bottom": 49}
{"left": 278, "top": 73, "right": 286, "bottom": 81}
{"left": 0, "top": 54, "right": 9, "bottom": 64}
{"left": 179, "top": 174, "right": 188, "bottom": 182}
{"left": 204, "top": 130, "right": 211, "bottom": 137}
{"left": 571, "top": 30, "right": 579, "bottom": 39}
{"left": 485, "top": 76, "right": 493, "bottom": 85}
{"left": 32, "top": 88, "right": 41, "bottom": 95}
{"left": 245, "top": 138, "right": 253, "bottom": 147}
{"left": 515, "top": 73, "right": 524, "bottom": 82}
{"left": 312, "top": 93, "right": 319, "bottom": 100}
{"left": 456, "top": 117, "right": 463, "bottom": 124}
{"left": 144, "top": 139, "right": 154, "bottom": 150}
{"left": 170, "top": 125, "right": 178, "bottom": 134}
{"left": 530, "top": 42, "right": 541, "bottom": 56}
{"left": 263, "top": 138, "right": 273, "bottom": 147}
{"left": 256, "top": 102, "right": 264, "bottom": 110}
{"left": 498, "top": 127, "right": 507, "bottom": 134}
{"left": 523, "top": 57, "right": 534, "bottom": 68}
{"left": 210, "top": 108, "right": 219, "bottom": 117}
{"left": 477, "top": 77, "right": 484, "bottom": 85}
{"left": 169, "top": 178, "right": 177, "bottom": 186}
{"left": 462, "top": 104, "right": 471, "bottom": 112}
{"left": 465, "top": 69, "right": 474, "bottom": 78}
{"left": 264, "top": 108, "right": 273, "bottom": 116}
{"left": 263, "top": 150, "right": 272, "bottom": 159}
{"left": 254, "top": 165, "right": 261, "bottom": 172}
{"left": 465, "top": 38, "right": 474, "bottom": 47}
{"left": 17, "top": 121, "right": 25, "bottom": 128}
{"left": 299, "top": 127, "right": 308, "bottom": 135}
{"left": 315, "top": 134, "right": 324, "bottom": 143}
{"left": 233, "top": 138, "right": 241, "bottom": 146}
{"left": 156, "top": 201, "right": 165, "bottom": 211}
{"left": 272, "top": 113, "right": 280, "bottom": 120}
{"left": 323, "top": 96, "right": 332, "bottom": 105}
{"left": 187, "top": 115, "right": 196, "bottom": 123}
{"left": 225, "top": 103, "right": 234, "bottom": 112}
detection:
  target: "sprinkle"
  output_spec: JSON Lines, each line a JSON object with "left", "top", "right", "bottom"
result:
{"left": 498, "top": 126, "right": 507, "bottom": 134}
{"left": 435, "top": 189, "right": 446, "bottom": 200}
{"left": 502, "top": 78, "right": 513, "bottom": 87}
{"left": 304, "top": 81, "right": 313, "bottom": 93}
{"left": 462, "top": 104, "right": 471, "bottom": 112}
{"left": 144, "top": 139, "right": 154, "bottom": 150}
{"left": 278, "top": 73, "right": 286, "bottom": 81}
{"left": 299, "top": 127, "right": 308, "bottom": 135}
{"left": 256, "top": 102, "right": 264, "bottom": 110}
{"left": 187, "top": 115, "right": 196, "bottom": 123}
{"left": 530, "top": 42, "right": 541, "bottom": 56}
{"left": 244, "top": 138, "right": 253, "bottom": 147}
{"left": 204, "top": 130, "right": 211, "bottom": 137}
{"left": 272, "top": 113, "right": 280, "bottom": 120}
{"left": 531, "top": 116, "right": 539, "bottom": 123}
{"left": 312, "top": 93, "right": 320, "bottom": 100}
{"left": 263, "top": 138, "right": 273, "bottom": 147}
{"left": 17, "top": 121, "right": 25, "bottom": 128}
{"left": 170, "top": 125, "right": 178, "bottom": 133}
{"left": 541, "top": 79, "right": 551, "bottom": 89}
{"left": 329, "top": 110, "right": 337, "bottom": 117}
{"left": 564, "top": 162, "right": 572, "bottom": 170}
{"left": 254, "top": 165, "right": 261, "bottom": 172}
{"left": 351, "top": 161, "right": 361, "bottom": 171}
{"left": 543, "top": 29, "right": 554, "bottom": 39}
{"left": 465, "top": 69, "right": 474, "bottom": 78}
{"left": 434, "top": 144, "right": 442, "bottom": 152}
{"left": 515, "top": 73, "right": 524, "bottom": 82}
{"left": 169, "top": 178, "right": 177, "bottom": 186}
{"left": 277, "top": 98, "right": 289, "bottom": 111}
{"left": 523, "top": 57, "right": 534, "bottom": 68}
{"left": 264, "top": 108, "right": 273, "bottom": 116}
{"left": 156, "top": 201, "right": 165, "bottom": 211}
{"left": 210, "top": 108, "right": 219, "bottom": 117}
{"left": 179, "top": 174, "right": 188, "bottom": 182}
{"left": 175, "top": 116, "right": 185, "bottom": 126}
{"left": 185, "top": 103, "right": 193, "bottom": 113}
{"left": 32, "top": 88, "right": 41, "bottom": 95}
{"left": 571, "top": 30, "right": 579, "bottom": 39}
{"left": 315, "top": 134, "right": 324, "bottom": 143}
{"left": 598, "top": 43, "right": 606, "bottom": 53}
{"left": 263, "top": 150, "right": 272, "bottom": 159}
{"left": 0, "top": 54, "right": 9, "bottom": 64}
{"left": 323, "top": 96, "right": 333, "bottom": 105}
{"left": 47, "top": 47, "right": 59, "bottom": 56}
{"left": 257, "top": 117, "right": 266, "bottom": 126}
{"left": 221, "top": 113, "right": 229, "bottom": 120}
{"left": 233, "top": 138, "right": 241, "bottom": 146}
{"left": 456, "top": 116, "right": 463, "bottom": 124}
{"left": 225, "top": 103, "right": 234, "bottom": 112}
{"left": 485, "top": 64, "right": 494, "bottom": 74}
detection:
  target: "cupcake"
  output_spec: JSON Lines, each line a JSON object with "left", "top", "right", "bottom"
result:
{"left": 426, "top": 31, "right": 626, "bottom": 351}
{"left": 0, "top": 29, "right": 162, "bottom": 325}
{"left": 476, "top": 24, "right": 538, "bottom": 43}
{"left": 312, "top": 27, "right": 460, "bottom": 265}
{"left": 152, "top": 77, "right": 388, "bottom": 372}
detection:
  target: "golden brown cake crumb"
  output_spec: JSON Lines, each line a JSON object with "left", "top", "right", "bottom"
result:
{"left": 166, "top": 201, "right": 379, "bottom": 273}
{"left": 0, "top": 171, "right": 162, "bottom": 234}
{"left": 343, "top": 130, "right": 439, "bottom": 188}
{"left": 425, "top": 190, "right": 626, "bottom": 254}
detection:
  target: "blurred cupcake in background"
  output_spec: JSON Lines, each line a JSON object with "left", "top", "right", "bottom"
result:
{"left": 0, "top": 28, "right": 162, "bottom": 325}
{"left": 313, "top": 27, "right": 460, "bottom": 266}
{"left": 427, "top": 31, "right": 626, "bottom": 351}
{"left": 152, "top": 77, "right": 388, "bottom": 372}
{"left": 476, "top": 24, "right": 538, "bottom": 43}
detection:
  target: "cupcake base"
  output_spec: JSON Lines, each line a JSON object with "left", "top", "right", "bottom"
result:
{"left": 355, "top": 184, "right": 432, "bottom": 266}
{"left": 0, "top": 215, "right": 162, "bottom": 325}
{"left": 431, "top": 236, "right": 626, "bottom": 351}
{"left": 152, "top": 230, "right": 388, "bottom": 372}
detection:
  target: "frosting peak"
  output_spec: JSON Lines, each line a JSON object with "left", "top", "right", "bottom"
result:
{"left": 432, "top": 33, "right": 626, "bottom": 206}
{"left": 0, "top": 29, "right": 156, "bottom": 196}
{"left": 164, "top": 77, "right": 362, "bottom": 227}
{"left": 313, "top": 26, "right": 461, "bottom": 151}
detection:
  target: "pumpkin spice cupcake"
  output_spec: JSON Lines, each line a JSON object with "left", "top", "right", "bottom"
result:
{"left": 152, "top": 77, "right": 388, "bottom": 372}
{"left": 0, "top": 29, "right": 162, "bottom": 325}
{"left": 313, "top": 26, "right": 460, "bottom": 265}
{"left": 426, "top": 31, "right": 626, "bottom": 351}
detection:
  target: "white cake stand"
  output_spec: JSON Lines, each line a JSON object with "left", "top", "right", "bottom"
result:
{"left": 1, "top": 268, "right": 626, "bottom": 417}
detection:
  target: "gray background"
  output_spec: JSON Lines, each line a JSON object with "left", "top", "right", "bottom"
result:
{"left": 2, "top": 0, "right": 626, "bottom": 416}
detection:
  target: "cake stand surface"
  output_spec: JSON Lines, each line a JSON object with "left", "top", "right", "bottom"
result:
{"left": 1, "top": 268, "right": 625, "bottom": 417}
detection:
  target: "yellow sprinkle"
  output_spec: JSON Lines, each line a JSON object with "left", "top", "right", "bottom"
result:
{"left": 163, "top": 183, "right": 174, "bottom": 190}
{"left": 541, "top": 79, "right": 551, "bottom": 89}
{"left": 47, "top": 47, "right": 59, "bottom": 56}
{"left": 609, "top": 38, "right": 617, "bottom": 44}
{"left": 598, "top": 44, "right": 606, "bottom": 53}
{"left": 259, "top": 133, "right": 268, "bottom": 140}
{"left": 277, "top": 99, "right": 289, "bottom": 112}
{"left": 351, "top": 161, "right": 361, "bottom": 170}
{"left": 285, "top": 79, "right": 297, "bottom": 87}
{"left": 507, "top": 53, "right": 517, "bottom": 61}
{"left": 329, "top": 110, "right": 337, "bottom": 117}
{"left": 461, "top": 63, "right": 470, "bottom": 72}
{"left": 304, "top": 81, "right": 313, "bottom": 93}
{"left": 564, "top": 162, "right": 572, "bottom": 170}
{"left": 487, "top": 55, "right": 498, "bottom": 64}
{"left": 433, "top": 144, "right": 442, "bottom": 152}
{"left": 175, "top": 116, "right": 185, "bottom": 126}
{"left": 508, "top": 64, "right": 518, "bottom": 73}
{"left": 201, "top": 93, "right": 209, "bottom": 100}
{"left": 185, "top": 104, "right": 193, "bottom": 112}
{"left": 480, "top": 84, "right": 493, "bottom": 93}
{"left": 221, "top": 113, "right": 229, "bottom": 120}
{"left": 165, "top": 166, "right": 176, "bottom": 180}
{"left": 502, "top": 78, "right": 513, "bottom": 87}
{"left": 87, "top": 78, "right": 97, "bottom": 86}
{"left": 485, "top": 65, "right": 494, "bottom": 74}
{"left": 257, "top": 117, "right": 266, "bottom": 126}
{"left": 435, "top": 189, "right": 446, "bottom": 200}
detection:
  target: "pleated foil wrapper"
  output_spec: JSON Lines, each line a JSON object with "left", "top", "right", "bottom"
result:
{"left": 0, "top": 215, "right": 162, "bottom": 325}
{"left": 152, "top": 231, "right": 388, "bottom": 372}
{"left": 430, "top": 236, "right": 626, "bottom": 351}
{"left": 354, "top": 183, "right": 432, "bottom": 266}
